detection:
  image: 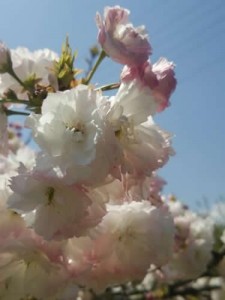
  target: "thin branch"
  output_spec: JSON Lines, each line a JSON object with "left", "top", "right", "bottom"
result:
{"left": 85, "top": 50, "right": 106, "bottom": 84}
{"left": 6, "top": 109, "right": 29, "bottom": 116}
{"left": 95, "top": 82, "right": 120, "bottom": 92}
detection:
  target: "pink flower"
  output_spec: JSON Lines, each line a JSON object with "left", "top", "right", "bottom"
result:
{"left": 121, "top": 57, "right": 177, "bottom": 112}
{"left": 152, "top": 58, "right": 177, "bottom": 111}
{"left": 96, "top": 6, "right": 152, "bottom": 66}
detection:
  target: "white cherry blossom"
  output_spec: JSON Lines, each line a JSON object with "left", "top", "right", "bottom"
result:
{"left": 0, "top": 47, "right": 58, "bottom": 98}
{"left": 27, "top": 85, "right": 121, "bottom": 185}
{"left": 7, "top": 168, "right": 97, "bottom": 240}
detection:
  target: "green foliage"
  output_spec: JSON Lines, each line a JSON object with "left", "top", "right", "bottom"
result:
{"left": 53, "top": 37, "right": 81, "bottom": 90}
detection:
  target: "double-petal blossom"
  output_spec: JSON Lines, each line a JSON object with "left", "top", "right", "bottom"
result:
{"left": 121, "top": 58, "right": 177, "bottom": 112}
{"left": 96, "top": 6, "right": 151, "bottom": 66}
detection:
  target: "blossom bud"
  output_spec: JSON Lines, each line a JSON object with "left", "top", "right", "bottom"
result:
{"left": 0, "top": 42, "right": 12, "bottom": 74}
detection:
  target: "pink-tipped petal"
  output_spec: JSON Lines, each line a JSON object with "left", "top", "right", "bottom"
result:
{"left": 96, "top": 6, "right": 152, "bottom": 66}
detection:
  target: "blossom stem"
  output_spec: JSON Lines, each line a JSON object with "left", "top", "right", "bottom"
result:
{"left": 85, "top": 50, "right": 106, "bottom": 84}
{"left": 6, "top": 109, "right": 29, "bottom": 116}
{"left": 149, "top": 284, "right": 221, "bottom": 299}
{"left": 96, "top": 82, "right": 120, "bottom": 91}
{"left": 8, "top": 68, "right": 33, "bottom": 93}
{"left": 0, "top": 98, "right": 28, "bottom": 105}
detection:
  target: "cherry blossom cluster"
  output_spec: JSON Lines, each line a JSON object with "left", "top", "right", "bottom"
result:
{"left": 0, "top": 5, "right": 224, "bottom": 300}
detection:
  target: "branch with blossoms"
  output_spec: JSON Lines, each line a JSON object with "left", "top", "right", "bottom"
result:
{"left": 0, "top": 5, "right": 224, "bottom": 300}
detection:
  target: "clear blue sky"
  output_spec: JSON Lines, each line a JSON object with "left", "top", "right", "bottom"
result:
{"left": 1, "top": 0, "right": 225, "bottom": 209}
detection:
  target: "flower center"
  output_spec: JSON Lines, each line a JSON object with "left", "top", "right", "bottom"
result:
{"left": 117, "top": 226, "right": 136, "bottom": 244}
{"left": 114, "top": 115, "right": 135, "bottom": 144}
{"left": 65, "top": 121, "right": 86, "bottom": 142}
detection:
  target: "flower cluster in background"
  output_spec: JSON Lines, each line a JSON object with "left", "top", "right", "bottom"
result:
{"left": 0, "top": 5, "right": 224, "bottom": 300}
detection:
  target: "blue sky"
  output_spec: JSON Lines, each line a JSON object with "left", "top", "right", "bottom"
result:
{"left": 1, "top": 0, "right": 225, "bottom": 209}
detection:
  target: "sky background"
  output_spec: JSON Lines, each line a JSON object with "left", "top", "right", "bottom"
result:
{"left": 0, "top": 0, "right": 225, "bottom": 209}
